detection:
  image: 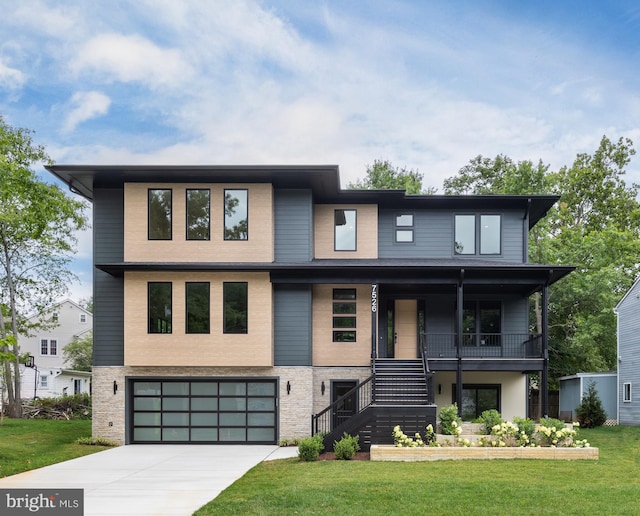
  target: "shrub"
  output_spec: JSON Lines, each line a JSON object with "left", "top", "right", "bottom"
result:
{"left": 439, "top": 404, "right": 462, "bottom": 436}
{"left": 576, "top": 380, "right": 607, "bottom": 428}
{"left": 333, "top": 432, "right": 360, "bottom": 460}
{"left": 512, "top": 416, "right": 536, "bottom": 440}
{"left": 298, "top": 434, "right": 324, "bottom": 461}
{"left": 76, "top": 436, "right": 119, "bottom": 447}
{"left": 479, "top": 409, "right": 503, "bottom": 435}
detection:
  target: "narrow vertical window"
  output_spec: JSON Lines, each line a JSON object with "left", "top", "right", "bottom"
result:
{"left": 623, "top": 382, "right": 632, "bottom": 402}
{"left": 148, "top": 282, "right": 172, "bottom": 333}
{"left": 334, "top": 209, "right": 356, "bottom": 251}
{"left": 80, "top": 314, "right": 87, "bottom": 323}
{"left": 41, "top": 339, "right": 48, "bottom": 355}
{"left": 186, "top": 282, "right": 210, "bottom": 334}
{"left": 148, "top": 189, "right": 172, "bottom": 240}
{"left": 223, "top": 282, "right": 248, "bottom": 333}
{"left": 333, "top": 288, "right": 356, "bottom": 342}
{"left": 186, "top": 189, "right": 210, "bottom": 240}
{"left": 454, "top": 215, "right": 475, "bottom": 255}
{"left": 480, "top": 215, "right": 501, "bottom": 254}
{"left": 224, "top": 189, "right": 248, "bottom": 240}
{"left": 50, "top": 339, "right": 57, "bottom": 355}
{"left": 40, "top": 375, "right": 48, "bottom": 388}
{"left": 395, "top": 213, "right": 414, "bottom": 243}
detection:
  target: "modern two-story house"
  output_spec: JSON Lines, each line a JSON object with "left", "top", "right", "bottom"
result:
{"left": 47, "top": 164, "right": 573, "bottom": 446}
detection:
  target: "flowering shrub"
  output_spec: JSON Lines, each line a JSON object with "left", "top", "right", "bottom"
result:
{"left": 479, "top": 409, "right": 503, "bottom": 435}
{"left": 393, "top": 424, "right": 440, "bottom": 447}
{"left": 439, "top": 404, "right": 463, "bottom": 436}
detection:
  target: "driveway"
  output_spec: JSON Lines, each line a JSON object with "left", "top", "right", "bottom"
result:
{"left": 0, "top": 444, "right": 298, "bottom": 515}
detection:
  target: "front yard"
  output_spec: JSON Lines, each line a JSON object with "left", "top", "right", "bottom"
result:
{"left": 196, "top": 426, "right": 640, "bottom": 515}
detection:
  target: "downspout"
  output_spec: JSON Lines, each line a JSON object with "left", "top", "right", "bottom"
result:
{"left": 456, "top": 270, "right": 464, "bottom": 417}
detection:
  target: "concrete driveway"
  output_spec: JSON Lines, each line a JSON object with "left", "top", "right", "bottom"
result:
{"left": 0, "top": 444, "right": 298, "bottom": 515}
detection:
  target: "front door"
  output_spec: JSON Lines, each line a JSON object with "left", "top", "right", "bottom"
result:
{"left": 379, "top": 298, "right": 423, "bottom": 358}
{"left": 331, "top": 380, "right": 358, "bottom": 429}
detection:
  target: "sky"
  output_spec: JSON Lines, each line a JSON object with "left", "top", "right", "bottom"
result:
{"left": 2, "top": 0, "right": 640, "bottom": 303}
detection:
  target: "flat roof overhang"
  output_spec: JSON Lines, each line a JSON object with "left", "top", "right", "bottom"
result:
{"left": 428, "top": 358, "right": 545, "bottom": 372}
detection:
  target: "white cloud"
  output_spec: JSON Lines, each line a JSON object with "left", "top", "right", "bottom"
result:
{"left": 62, "top": 91, "right": 111, "bottom": 133}
{"left": 0, "top": 57, "right": 25, "bottom": 91}
{"left": 71, "top": 33, "right": 193, "bottom": 88}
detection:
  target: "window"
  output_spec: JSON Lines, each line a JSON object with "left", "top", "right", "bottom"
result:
{"left": 40, "top": 375, "right": 48, "bottom": 388}
{"left": 395, "top": 213, "right": 414, "bottom": 243}
{"left": 52, "top": 312, "right": 59, "bottom": 322}
{"left": 333, "top": 288, "right": 356, "bottom": 342}
{"left": 224, "top": 189, "right": 248, "bottom": 240}
{"left": 454, "top": 214, "right": 501, "bottom": 255}
{"left": 186, "top": 282, "right": 210, "bottom": 334}
{"left": 623, "top": 382, "right": 632, "bottom": 403}
{"left": 148, "top": 282, "right": 172, "bottom": 333}
{"left": 334, "top": 209, "right": 356, "bottom": 251}
{"left": 80, "top": 313, "right": 87, "bottom": 323}
{"left": 454, "top": 384, "right": 501, "bottom": 420}
{"left": 148, "top": 189, "right": 172, "bottom": 240}
{"left": 186, "top": 189, "right": 210, "bottom": 240}
{"left": 40, "top": 339, "right": 57, "bottom": 355}
{"left": 223, "top": 282, "right": 248, "bottom": 334}
{"left": 462, "top": 301, "right": 501, "bottom": 346}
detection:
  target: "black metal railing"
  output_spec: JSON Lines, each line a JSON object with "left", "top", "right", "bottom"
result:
{"left": 311, "top": 375, "right": 374, "bottom": 436}
{"left": 421, "top": 333, "right": 543, "bottom": 358}
{"left": 420, "top": 349, "right": 436, "bottom": 405}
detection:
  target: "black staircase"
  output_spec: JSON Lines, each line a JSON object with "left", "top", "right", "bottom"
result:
{"left": 311, "top": 359, "right": 436, "bottom": 451}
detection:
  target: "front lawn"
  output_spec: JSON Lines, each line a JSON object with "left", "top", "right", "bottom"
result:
{"left": 196, "top": 426, "right": 640, "bottom": 515}
{"left": 0, "top": 418, "right": 110, "bottom": 478}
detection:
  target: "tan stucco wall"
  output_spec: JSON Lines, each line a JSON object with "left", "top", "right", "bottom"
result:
{"left": 312, "top": 284, "right": 372, "bottom": 366}
{"left": 313, "top": 204, "right": 378, "bottom": 259}
{"left": 124, "top": 182, "right": 274, "bottom": 262}
{"left": 433, "top": 371, "right": 528, "bottom": 421}
{"left": 124, "top": 271, "right": 273, "bottom": 367}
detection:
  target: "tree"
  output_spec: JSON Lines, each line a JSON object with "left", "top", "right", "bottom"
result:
{"left": 575, "top": 380, "right": 607, "bottom": 428}
{"left": 349, "top": 159, "right": 435, "bottom": 194}
{"left": 64, "top": 331, "right": 93, "bottom": 372}
{"left": 0, "top": 116, "right": 88, "bottom": 417}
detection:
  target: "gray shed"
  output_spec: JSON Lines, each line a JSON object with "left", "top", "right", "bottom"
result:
{"left": 558, "top": 372, "right": 617, "bottom": 423}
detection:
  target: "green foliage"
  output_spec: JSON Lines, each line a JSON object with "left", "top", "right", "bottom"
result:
{"left": 576, "top": 380, "right": 607, "bottom": 428}
{"left": 539, "top": 417, "right": 566, "bottom": 431}
{"left": 297, "top": 434, "right": 324, "bottom": 462}
{"left": 438, "top": 403, "right": 462, "bottom": 435}
{"left": 63, "top": 331, "right": 93, "bottom": 371}
{"left": 333, "top": 432, "right": 360, "bottom": 460}
{"left": 512, "top": 416, "right": 536, "bottom": 440}
{"left": 75, "top": 436, "right": 119, "bottom": 447}
{"left": 348, "top": 159, "right": 431, "bottom": 194}
{"left": 478, "top": 409, "right": 503, "bottom": 435}
{"left": 24, "top": 394, "right": 91, "bottom": 420}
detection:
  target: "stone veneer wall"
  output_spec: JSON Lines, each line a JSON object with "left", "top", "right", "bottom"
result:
{"left": 93, "top": 365, "right": 329, "bottom": 444}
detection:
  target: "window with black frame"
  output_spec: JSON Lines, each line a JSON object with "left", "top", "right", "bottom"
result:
{"left": 224, "top": 189, "right": 248, "bottom": 240}
{"left": 186, "top": 282, "right": 210, "bottom": 333}
{"left": 454, "top": 214, "right": 501, "bottom": 255}
{"left": 334, "top": 209, "right": 356, "bottom": 251}
{"left": 148, "top": 189, "right": 172, "bottom": 240}
{"left": 333, "top": 288, "right": 356, "bottom": 342}
{"left": 186, "top": 189, "right": 210, "bottom": 240}
{"left": 223, "top": 282, "right": 248, "bottom": 333}
{"left": 148, "top": 282, "right": 172, "bottom": 333}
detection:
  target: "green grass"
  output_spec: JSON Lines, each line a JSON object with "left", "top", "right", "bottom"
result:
{"left": 0, "top": 418, "right": 112, "bottom": 478}
{"left": 195, "top": 426, "right": 640, "bottom": 515}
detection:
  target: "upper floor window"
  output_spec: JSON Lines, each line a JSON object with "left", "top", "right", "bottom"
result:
{"left": 186, "top": 282, "right": 210, "bottom": 334}
{"left": 333, "top": 288, "right": 356, "bottom": 342}
{"left": 454, "top": 214, "right": 501, "bottom": 255}
{"left": 223, "top": 282, "right": 248, "bottom": 333}
{"left": 186, "top": 189, "right": 210, "bottom": 240}
{"left": 395, "top": 213, "right": 414, "bottom": 243}
{"left": 148, "top": 189, "right": 172, "bottom": 240}
{"left": 462, "top": 301, "right": 501, "bottom": 346}
{"left": 52, "top": 312, "right": 59, "bottom": 322}
{"left": 623, "top": 382, "right": 632, "bottom": 403}
{"left": 148, "top": 282, "right": 172, "bottom": 333}
{"left": 224, "top": 189, "right": 248, "bottom": 240}
{"left": 334, "top": 209, "right": 356, "bottom": 251}
{"left": 40, "top": 339, "right": 58, "bottom": 356}
{"left": 80, "top": 313, "right": 87, "bottom": 323}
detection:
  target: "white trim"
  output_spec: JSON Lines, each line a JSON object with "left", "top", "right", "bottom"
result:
{"left": 623, "top": 382, "right": 632, "bottom": 403}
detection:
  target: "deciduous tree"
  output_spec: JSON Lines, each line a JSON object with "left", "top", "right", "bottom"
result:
{"left": 349, "top": 159, "right": 434, "bottom": 194}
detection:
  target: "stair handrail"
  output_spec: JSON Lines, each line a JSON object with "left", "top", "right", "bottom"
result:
{"left": 421, "top": 335, "right": 435, "bottom": 405}
{"left": 311, "top": 375, "right": 374, "bottom": 436}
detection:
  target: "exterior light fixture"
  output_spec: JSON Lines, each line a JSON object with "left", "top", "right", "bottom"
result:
{"left": 321, "top": 381, "right": 326, "bottom": 395}
{"left": 286, "top": 381, "right": 291, "bottom": 395}
{"left": 113, "top": 380, "right": 118, "bottom": 395}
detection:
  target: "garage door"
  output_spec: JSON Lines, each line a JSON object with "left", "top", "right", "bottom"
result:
{"left": 130, "top": 378, "right": 278, "bottom": 444}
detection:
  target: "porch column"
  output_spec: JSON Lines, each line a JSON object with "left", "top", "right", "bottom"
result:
{"left": 371, "top": 283, "right": 378, "bottom": 361}
{"left": 456, "top": 271, "right": 464, "bottom": 417}
{"left": 541, "top": 282, "right": 549, "bottom": 419}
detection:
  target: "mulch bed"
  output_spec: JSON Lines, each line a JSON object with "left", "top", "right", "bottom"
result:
{"left": 317, "top": 451, "right": 370, "bottom": 461}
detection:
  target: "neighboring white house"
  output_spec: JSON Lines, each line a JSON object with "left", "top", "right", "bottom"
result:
{"left": 615, "top": 277, "right": 640, "bottom": 425}
{"left": 18, "top": 299, "right": 92, "bottom": 399}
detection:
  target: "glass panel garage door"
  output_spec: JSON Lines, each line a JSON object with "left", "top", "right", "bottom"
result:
{"left": 130, "top": 379, "right": 277, "bottom": 444}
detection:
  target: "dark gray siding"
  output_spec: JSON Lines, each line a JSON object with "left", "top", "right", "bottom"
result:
{"left": 503, "top": 297, "right": 528, "bottom": 334}
{"left": 274, "top": 285, "right": 312, "bottom": 365}
{"left": 93, "top": 187, "right": 124, "bottom": 366}
{"left": 617, "top": 279, "right": 640, "bottom": 425}
{"left": 274, "top": 189, "right": 313, "bottom": 262}
{"left": 379, "top": 209, "right": 525, "bottom": 262}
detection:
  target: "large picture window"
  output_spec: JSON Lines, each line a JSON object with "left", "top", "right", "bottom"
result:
{"left": 224, "top": 189, "right": 248, "bottom": 240}
{"left": 149, "top": 282, "right": 172, "bottom": 333}
{"left": 454, "top": 214, "right": 501, "bottom": 255}
{"left": 223, "top": 282, "right": 248, "bottom": 334}
{"left": 334, "top": 209, "right": 356, "bottom": 251}
{"left": 333, "top": 288, "right": 356, "bottom": 342}
{"left": 148, "top": 189, "right": 172, "bottom": 240}
{"left": 186, "top": 282, "right": 210, "bottom": 334}
{"left": 186, "top": 189, "right": 210, "bottom": 240}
